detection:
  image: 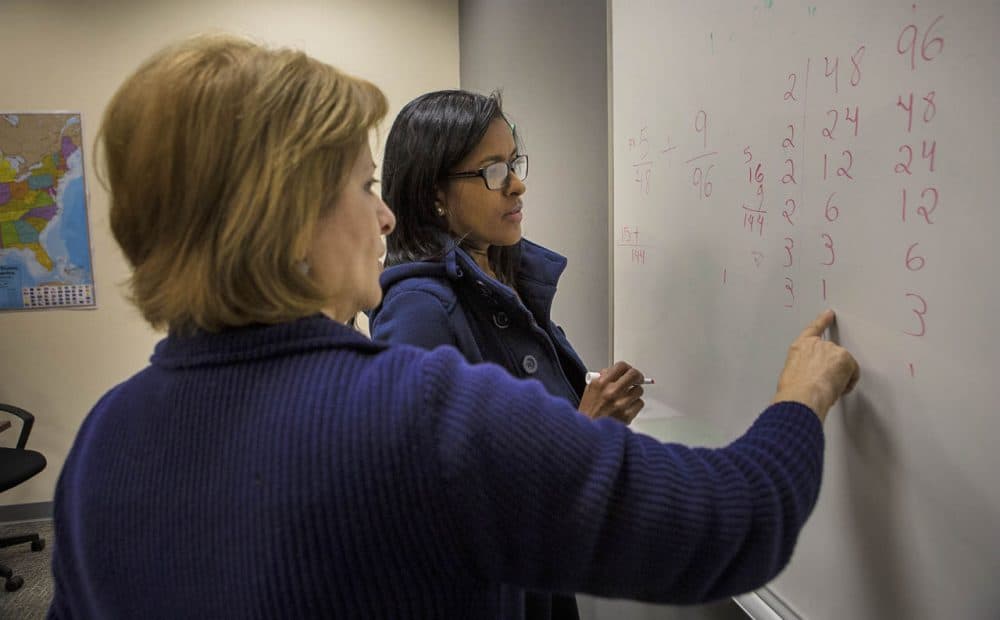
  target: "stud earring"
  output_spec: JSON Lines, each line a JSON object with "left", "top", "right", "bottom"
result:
{"left": 296, "top": 259, "right": 310, "bottom": 275}
{"left": 436, "top": 206, "right": 446, "bottom": 217}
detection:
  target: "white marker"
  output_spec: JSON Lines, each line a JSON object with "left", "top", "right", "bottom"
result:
{"left": 585, "top": 372, "right": 655, "bottom": 385}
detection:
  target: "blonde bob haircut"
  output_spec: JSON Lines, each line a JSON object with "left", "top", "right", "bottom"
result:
{"left": 100, "top": 34, "right": 387, "bottom": 333}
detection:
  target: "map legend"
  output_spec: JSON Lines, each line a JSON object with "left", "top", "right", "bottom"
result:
{"left": 22, "top": 284, "right": 95, "bottom": 308}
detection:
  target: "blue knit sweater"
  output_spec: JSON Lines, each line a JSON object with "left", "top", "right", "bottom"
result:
{"left": 49, "top": 315, "right": 824, "bottom": 619}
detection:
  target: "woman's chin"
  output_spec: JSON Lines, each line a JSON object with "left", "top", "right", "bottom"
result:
{"left": 499, "top": 228, "right": 523, "bottom": 246}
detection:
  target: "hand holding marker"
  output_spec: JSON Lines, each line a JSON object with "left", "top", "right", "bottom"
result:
{"left": 586, "top": 371, "right": 655, "bottom": 385}
{"left": 577, "top": 361, "right": 648, "bottom": 423}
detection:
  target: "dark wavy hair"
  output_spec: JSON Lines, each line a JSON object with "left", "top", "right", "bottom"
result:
{"left": 381, "top": 90, "right": 523, "bottom": 288}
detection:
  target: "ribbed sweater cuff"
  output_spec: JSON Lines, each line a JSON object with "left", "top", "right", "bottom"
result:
{"left": 749, "top": 401, "right": 825, "bottom": 497}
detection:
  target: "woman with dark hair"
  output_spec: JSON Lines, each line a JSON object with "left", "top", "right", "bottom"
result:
{"left": 371, "top": 90, "right": 650, "bottom": 618}
{"left": 372, "top": 90, "right": 646, "bottom": 434}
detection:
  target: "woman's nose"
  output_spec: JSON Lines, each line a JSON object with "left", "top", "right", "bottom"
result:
{"left": 379, "top": 200, "right": 396, "bottom": 235}
{"left": 506, "top": 172, "right": 526, "bottom": 196}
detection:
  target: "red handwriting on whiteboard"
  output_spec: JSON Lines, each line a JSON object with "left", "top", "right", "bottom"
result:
{"left": 782, "top": 125, "right": 796, "bottom": 149}
{"left": 895, "top": 12, "right": 944, "bottom": 371}
{"left": 823, "top": 151, "right": 855, "bottom": 180}
{"left": 824, "top": 192, "right": 840, "bottom": 223}
{"left": 902, "top": 187, "right": 939, "bottom": 224}
{"left": 820, "top": 233, "right": 836, "bottom": 265}
{"left": 743, "top": 146, "right": 764, "bottom": 199}
{"left": 688, "top": 110, "right": 717, "bottom": 200}
{"left": 822, "top": 109, "right": 838, "bottom": 140}
{"left": 824, "top": 107, "right": 860, "bottom": 140}
{"left": 617, "top": 226, "right": 645, "bottom": 266}
{"left": 745, "top": 146, "right": 765, "bottom": 195}
{"left": 779, "top": 58, "right": 808, "bottom": 311}
{"left": 742, "top": 145, "right": 766, "bottom": 236}
{"left": 784, "top": 73, "right": 798, "bottom": 101}
{"left": 845, "top": 106, "right": 860, "bottom": 136}
{"left": 897, "top": 91, "right": 937, "bottom": 133}
{"left": 895, "top": 140, "right": 936, "bottom": 174}
{"left": 628, "top": 127, "right": 652, "bottom": 195}
{"left": 850, "top": 46, "right": 866, "bottom": 86}
{"left": 783, "top": 198, "right": 798, "bottom": 226}
{"left": 903, "top": 292, "right": 928, "bottom": 336}
{"left": 824, "top": 46, "right": 866, "bottom": 92}
{"left": 813, "top": 46, "right": 862, "bottom": 310}
{"left": 824, "top": 56, "right": 839, "bottom": 93}
{"left": 781, "top": 159, "right": 798, "bottom": 185}
{"left": 617, "top": 225, "right": 641, "bottom": 246}
{"left": 695, "top": 109, "right": 708, "bottom": 149}
{"left": 837, "top": 151, "right": 855, "bottom": 179}
{"left": 898, "top": 15, "right": 944, "bottom": 71}
{"left": 905, "top": 242, "right": 926, "bottom": 271}
{"left": 743, "top": 203, "right": 766, "bottom": 236}
{"left": 692, "top": 164, "right": 714, "bottom": 199}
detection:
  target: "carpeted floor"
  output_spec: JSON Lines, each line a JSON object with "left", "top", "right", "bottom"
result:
{"left": 0, "top": 519, "right": 53, "bottom": 620}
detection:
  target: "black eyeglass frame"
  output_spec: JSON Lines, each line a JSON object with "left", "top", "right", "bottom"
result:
{"left": 446, "top": 154, "right": 529, "bottom": 191}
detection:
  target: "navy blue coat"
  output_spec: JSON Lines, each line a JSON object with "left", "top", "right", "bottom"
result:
{"left": 370, "top": 238, "right": 590, "bottom": 620}
{"left": 371, "top": 238, "right": 589, "bottom": 408}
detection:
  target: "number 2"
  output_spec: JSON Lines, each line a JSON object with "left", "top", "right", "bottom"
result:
{"left": 784, "top": 73, "right": 798, "bottom": 101}
{"left": 823, "top": 109, "right": 839, "bottom": 140}
{"left": 783, "top": 198, "right": 798, "bottom": 226}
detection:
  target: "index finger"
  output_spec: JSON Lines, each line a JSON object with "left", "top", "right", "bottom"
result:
{"left": 600, "top": 361, "right": 632, "bottom": 383}
{"left": 610, "top": 368, "right": 645, "bottom": 392}
{"left": 799, "top": 309, "right": 835, "bottom": 340}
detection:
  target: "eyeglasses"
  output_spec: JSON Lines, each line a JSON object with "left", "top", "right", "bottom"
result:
{"left": 447, "top": 154, "right": 528, "bottom": 191}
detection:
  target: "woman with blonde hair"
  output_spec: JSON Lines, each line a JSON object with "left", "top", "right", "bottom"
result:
{"left": 49, "top": 34, "right": 859, "bottom": 619}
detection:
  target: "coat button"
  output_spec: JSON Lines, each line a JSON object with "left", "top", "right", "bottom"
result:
{"left": 455, "top": 267, "right": 464, "bottom": 278}
{"left": 492, "top": 312, "right": 510, "bottom": 329}
{"left": 522, "top": 355, "right": 538, "bottom": 374}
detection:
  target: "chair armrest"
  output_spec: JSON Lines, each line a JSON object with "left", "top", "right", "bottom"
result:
{"left": 0, "top": 404, "right": 35, "bottom": 450}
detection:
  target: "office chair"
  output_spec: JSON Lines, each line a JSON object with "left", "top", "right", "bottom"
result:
{"left": 0, "top": 404, "right": 47, "bottom": 592}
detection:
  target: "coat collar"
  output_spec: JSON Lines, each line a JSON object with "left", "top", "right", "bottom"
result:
{"left": 379, "top": 234, "right": 569, "bottom": 324}
{"left": 380, "top": 233, "right": 568, "bottom": 288}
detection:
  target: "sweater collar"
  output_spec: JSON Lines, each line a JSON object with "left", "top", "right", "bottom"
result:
{"left": 151, "top": 314, "right": 385, "bottom": 369}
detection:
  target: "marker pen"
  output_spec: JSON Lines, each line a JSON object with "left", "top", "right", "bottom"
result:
{"left": 585, "top": 372, "right": 655, "bottom": 385}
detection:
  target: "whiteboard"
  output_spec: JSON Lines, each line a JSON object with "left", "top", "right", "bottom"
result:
{"left": 610, "top": 1, "right": 999, "bottom": 618}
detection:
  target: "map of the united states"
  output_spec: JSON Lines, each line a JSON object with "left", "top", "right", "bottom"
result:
{"left": 0, "top": 113, "right": 94, "bottom": 310}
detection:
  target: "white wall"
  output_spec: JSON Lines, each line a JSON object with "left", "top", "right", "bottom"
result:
{"left": 0, "top": 0, "right": 459, "bottom": 505}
